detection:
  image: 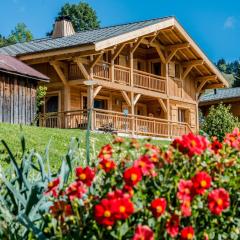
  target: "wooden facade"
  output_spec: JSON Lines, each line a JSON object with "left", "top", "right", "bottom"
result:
{"left": 7, "top": 17, "right": 228, "bottom": 138}
{"left": 0, "top": 72, "right": 37, "bottom": 124}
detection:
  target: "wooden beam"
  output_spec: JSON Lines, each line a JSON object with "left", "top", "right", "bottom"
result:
{"left": 93, "top": 86, "right": 102, "bottom": 98}
{"left": 112, "top": 43, "right": 127, "bottom": 61}
{"left": 196, "top": 75, "right": 217, "bottom": 82}
{"left": 182, "top": 60, "right": 204, "bottom": 67}
{"left": 50, "top": 61, "right": 67, "bottom": 85}
{"left": 182, "top": 65, "right": 194, "bottom": 80}
{"left": 204, "top": 83, "right": 225, "bottom": 89}
{"left": 133, "top": 94, "right": 141, "bottom": 106}
{"left": 157, "top": 98, "right": 167, "bottom": 113}
{"left": 165, "top": 42, "right": 190, "bottom": 51}
{"left": 90, "top": 54, "right": 103, "bottom": 68}
{"left": 197, "top": 79, "right": 208, "bottom": 93}
{"left": 153, "top": 42, "right": 166, "bottom": 64}
{"left": 166, "top": 49, "right": 178, "bottom": 64}
{"left": 121, "top": 90, "right": 131, "bottom": 106}
{"left": 148, "top": 32, "right": 158, "bottom": 45}
{"left": 73, "top": 58, "right": 90, "bottom": 79}
{"left": 131, "top": 37, "right": 144, "bottom": 54}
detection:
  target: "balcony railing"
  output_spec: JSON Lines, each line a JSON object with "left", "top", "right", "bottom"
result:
{"left": 69, "top": 63, "right": 166, "bottom": 93}
{"left": 39, "top": 109, "right": 192, "bottom": 138}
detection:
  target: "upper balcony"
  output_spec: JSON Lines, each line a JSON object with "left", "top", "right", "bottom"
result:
{"left": 69, "top": 62, "right": 166, "bottom": 94}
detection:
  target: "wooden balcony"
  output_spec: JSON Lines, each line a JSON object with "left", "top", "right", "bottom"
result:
{"left": 69, "top": 63, "right": 166, "bottom": 93}
{"left": 39, "top": 109, "right": 191, "bottom": 138}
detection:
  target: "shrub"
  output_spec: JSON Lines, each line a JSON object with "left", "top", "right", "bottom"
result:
{"left": 0, "top": 131, "right": 239, "bottom": 239}
{"left": 201, "top": 103, "right": 239, "bottom": 141}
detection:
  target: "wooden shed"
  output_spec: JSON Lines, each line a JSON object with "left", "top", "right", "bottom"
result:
{"left": 0, "top": 54, "right": 49, "bottom": 124}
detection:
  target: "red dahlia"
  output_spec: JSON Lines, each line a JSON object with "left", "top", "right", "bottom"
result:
{"left": 50, "top": 200, "right": 72, "bottom": 222}
{"left": 172, "top": 133, "right": 208, "bottom": 158}
{"left": 134, "top": 155, "right": 155, "bottom": 176}
{"left": 99, "top": 158, "right": 116, "bottom": 173}
{"left": 180, "top": 198, "right": 192, "bottom": 217}
{"left": 123, "top": 166, "right": 142, "bottom": 186}
{"left": 133, "top": 225, "right": 154, "bottom": 240}
{"left": 192, "top": 171, "right": 211, "bottom": 195}
{"left": 166, "top": 214, "right": 180, "bottom": 238}
{"left": 150, "top": 198, "right": 167, "bottom": 218}
{"left": 98, "top": 144, "right": 113, "bottom": 159}
{"left": 210, "top": 138, "right": 223, "bottom": 154}
{"left": 177, "top": 179, "right": 193, "bottom": 201}
{"left": 114, "top": 198, "right": 134, "bottom": 220}
{"left": 94, "top": 198, "right": 116, "bottom": 226}
{"left": 65, "top": 180, "right": 86, "bottom": 201}
{"left": 208, "top": 188, "right": 230, "bottom": 215}
{"left": 180, "top": 226, "right": 194, "bottom": 240}
{"left": 75, "top": 166, "right": 95, "bottom": 186}
{"left": 123, "top": 185, "right": 134, "bottom": 197}
{"left": 45, "top": 177, "right": 60, "bottom": 198}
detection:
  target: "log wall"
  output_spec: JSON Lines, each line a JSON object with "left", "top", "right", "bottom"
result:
{"left": 0, "top": 72, "right": 37, "bottom": 124}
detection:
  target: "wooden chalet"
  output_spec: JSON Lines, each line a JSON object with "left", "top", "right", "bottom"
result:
{"left": 0, "top": 17, "right": 228, "bottom": 138}
{"left": 0, "top": 54, "right": 49, "bottom": 124}
{"left": 199, "top": 87, "right": 240, "bottom": 118}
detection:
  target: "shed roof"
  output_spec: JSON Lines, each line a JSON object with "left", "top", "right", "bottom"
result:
{"left": 0, "top": 17, "right": 171, "bottom": 56}
{"left": 199, "top": 87, "right": 240, "bottom": 105}
{"left": 0, "top": 54, "right": 49, "bottom": 81}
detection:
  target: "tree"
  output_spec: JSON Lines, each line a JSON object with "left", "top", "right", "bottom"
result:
{"left": 0, "top": 34, "right": 9, "bottom": 47}
{"left": 7, "top": 23, "right": 33, "bottom": 44}
{"left": 201, "top": 103, "right": 239, "bottom": 141}
{"left": 56, "top": 2, "right": 100, "bottom": 32}
{"left": 232, "top": 63, "right": 240, "bottom": 87}
{"left": 216, "top": 58, "right": 227, "bottom": 72}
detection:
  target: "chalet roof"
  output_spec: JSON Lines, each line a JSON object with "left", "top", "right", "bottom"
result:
{"left": 199, "top": 87, "right": 240, "bottom": 105}
{"left": 0, "top": 17, "right": 171, "bottom": 56}
{"left": 0, "top": 54, "right": 49, "bottom": 81}
{"left": 0, "top": 16, "right": 228, "bottom": 88}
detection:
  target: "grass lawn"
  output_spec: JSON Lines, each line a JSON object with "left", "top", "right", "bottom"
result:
{"left": 0, "top": 123, "right": 169, "bottom": 169}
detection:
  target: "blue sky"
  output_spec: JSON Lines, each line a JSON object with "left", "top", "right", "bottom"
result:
{"left": 0, "top": 0, "right": 240, "bottom": 62}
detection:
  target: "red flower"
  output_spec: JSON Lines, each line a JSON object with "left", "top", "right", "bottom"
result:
{"left": 123, "top": 166, "right": 142, "bottom": 186}
{"left": 65, "top": 181, "right": 86, "bottom": 201}
{"left": 211, "top": 138, "right": 223, "bottom": 154}
{"left": 94, "top": 198, "right": 116, "bottom": 226}
{"left": 177, "top": 179, "right": 193, "bottom": 201}
{"left": 162, "top": 149, "right": 174, "bottom": 164}
{"left": 50, "top": 200, "right": 72, "bottom": 222}
{"left": 192, "top": 171, "right": 211, "bottom": 195}
{"left": 114, "top": 198, "right": 134, "bottom": 220}
{"left": 45, "top": 177, "right": 60, "bottom": 198}
{"left": 133, "top": 225, "right": 154, "bottom": 240}
{"left": 180, "top": 226, "right": 194, "bottom": 240}
{"left": 123, "top": 185, "right": 134, "bottom": 197}
{"left": 150, "top": 198, "right": 167, "bottom": 218}
{"left": 98, "top": 144, "right": 113, "bottom": 159}
{"left": 75, "top": 166, "right": 95, "bottom": 186}
{"left": 99, "top": 158, "right": 116, "bottom": 173}
{"left": 107, "top": 189, "right": 130, "bottom": 200}
{"left": 208, "top": 188, "right": 230, "bottom": 215}
{"left": 172, "top": 133, "right": 208, "bottom": 157}
{"left": 166, "top": 214, "right": 180, "bottom": 238}
{"left": 133, "top": 155, "right": 155, "bottom": 176}
{"left": 224, "top": 128, "right": 240, "bottom": 150}
{"left": 113, "top": 136, "right": 124, "bottom": 144}
{"left": 180, "top": 198, "right": 192, "bottom": 217}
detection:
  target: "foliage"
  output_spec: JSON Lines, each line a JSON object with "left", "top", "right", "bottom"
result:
{"left": 232, "top": 64, "right": 240, "bottom": 87}
{"left": 36, "top": 86, "right": 47, "bottom": 113}
{"left": 0, "top": 23, "right": 33, "bottom": 47}
{"left": 55, "top": 2, "right": 100, "bottom": 32}
{"left": 201, "top": 103, "right": 239, "bottom": 141}
{"left": 0, "top": 129, "right": 239, "bottom": 239}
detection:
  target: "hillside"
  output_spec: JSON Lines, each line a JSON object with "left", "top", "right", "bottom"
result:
{"left": 0, "top": 123, "right": 169, "bottom": 169}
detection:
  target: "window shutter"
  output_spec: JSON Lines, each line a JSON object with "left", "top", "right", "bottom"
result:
{"left": 190, "top": 109, "right": 196, "bottom": 127}
{"left": 168, "top": 62, "right": 175, "bottom": 77}
{"left": 171, "top": 106, "right": 178, "bottom": 122}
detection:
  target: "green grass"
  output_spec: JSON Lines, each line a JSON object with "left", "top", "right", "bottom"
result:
{"left": 0, "top": 123, "right": 169, "bottom": 169}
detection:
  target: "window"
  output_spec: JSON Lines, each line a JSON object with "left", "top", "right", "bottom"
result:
{"left": 83, "top": 97, "right": 107, "bottom": 109}
{"left": 151, "top": 62, "right": 161, "bottom": 75}
{"left": 178, "top": 108, "right": 186, "bottom": 123}
{"left": 168, "top": 62, "right": 181, "bottom": 78}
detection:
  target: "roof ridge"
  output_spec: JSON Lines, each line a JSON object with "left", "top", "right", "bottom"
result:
{"left": 0, "top": 16, "right": 174, "bottom": 47}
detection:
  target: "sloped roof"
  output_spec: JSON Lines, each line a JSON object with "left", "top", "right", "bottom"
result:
{"left": 0, "top": 54, "right": 49, "bottom": 81}
{"left": 199, "top": 87, "right": 240, "bottom": 104}
{"left": 0, "top": 17, "right": 171, "bottom": 56}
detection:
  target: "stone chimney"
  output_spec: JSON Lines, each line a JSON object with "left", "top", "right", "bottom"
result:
{"left": 52, "top": 16, "right": 75, "bottom": 38}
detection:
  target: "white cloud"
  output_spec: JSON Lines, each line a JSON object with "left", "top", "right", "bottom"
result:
{"left": 224, "top": 16, "right": 236, "bottom": 29}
